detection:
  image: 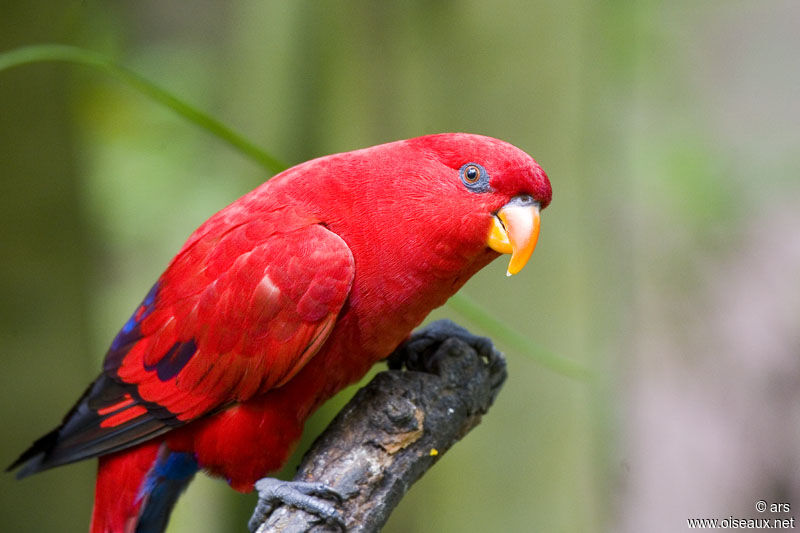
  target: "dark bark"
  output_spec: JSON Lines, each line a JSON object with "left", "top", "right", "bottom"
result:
{"left": 253, "top": 335, "right": 507, "bottom": 533}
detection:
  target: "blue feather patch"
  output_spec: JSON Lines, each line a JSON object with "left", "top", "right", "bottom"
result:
{"left": 105, "top": 282, "right": 160, "bottom": 372}
{"left": 137, "top": 449, "right": 198, "bottom": 533}
{"left": 145, "top": 340, "right": 198, "bottom": 382}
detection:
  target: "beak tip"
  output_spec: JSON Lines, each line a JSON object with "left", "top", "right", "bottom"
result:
{"left": 486, "top": 200, "right": 541, "bottom": 277}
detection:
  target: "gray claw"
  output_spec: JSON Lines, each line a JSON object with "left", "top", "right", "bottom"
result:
{"left": 248, "top": 477, "right": 345, "bottom": 532}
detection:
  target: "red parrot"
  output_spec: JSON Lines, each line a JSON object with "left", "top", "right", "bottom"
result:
{"left": 8, "top": 133, "right": 551, "bottom": 533}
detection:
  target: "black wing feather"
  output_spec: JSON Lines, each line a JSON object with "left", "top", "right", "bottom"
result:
{"left": 8, "top": 373, "right": 181, "bottom": 478}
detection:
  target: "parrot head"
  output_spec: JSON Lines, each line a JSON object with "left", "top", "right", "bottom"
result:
{"left": 405, "top": 133, "right": 552, "bottom": 276}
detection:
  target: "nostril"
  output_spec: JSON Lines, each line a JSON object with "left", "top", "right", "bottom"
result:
{"left": 510, "top": 194, "right": 537, "bottom": 207}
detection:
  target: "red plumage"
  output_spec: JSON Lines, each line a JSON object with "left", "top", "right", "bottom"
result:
{"left": 9, "top": 133, "right": 551, "bottom": 532}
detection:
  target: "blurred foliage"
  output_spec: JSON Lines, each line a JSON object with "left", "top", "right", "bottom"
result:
{"left": 0, "top": 43, "right": 588, "bottom": 379}
{"left": 2, "top": 1, "right": 797, "bottom": 533}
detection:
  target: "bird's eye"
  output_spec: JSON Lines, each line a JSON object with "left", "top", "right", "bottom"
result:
{"left": 464, "top": 165, "right": 480, "bottom": 183}
{"left": 459, "top": 162, "right": 490, "bottom": 192}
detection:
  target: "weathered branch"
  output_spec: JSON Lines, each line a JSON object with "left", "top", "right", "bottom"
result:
{"left": 254, "top": 335, "right": 507, "bottom": 533}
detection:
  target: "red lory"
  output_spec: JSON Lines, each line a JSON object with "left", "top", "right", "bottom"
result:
{"left": 8, "top": 133, "right": 551, "bottom": 532}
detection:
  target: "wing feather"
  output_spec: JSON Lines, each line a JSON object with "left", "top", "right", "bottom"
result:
{"left": 9, "top": 219, "right": 354, "bottom": 475}
{"left": 117, "top": 221, "right": 354, "bottom": 420}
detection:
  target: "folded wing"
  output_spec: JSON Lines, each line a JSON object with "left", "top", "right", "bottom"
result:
{"left": 10, "top": 219, "right": 354, "bottom": 476}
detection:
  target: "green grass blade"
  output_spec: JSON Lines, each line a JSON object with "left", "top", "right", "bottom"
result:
{"left": 0, "top": 44, "right": 287, "bottom": 175}
{"left": 448, "top": 292, "right": 592, "bottom": 380}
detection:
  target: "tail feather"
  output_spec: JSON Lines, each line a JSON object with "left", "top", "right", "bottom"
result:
{"left": 91, "top": 441, "right": 160, "bottom": 533}
{"left": 90, "top": 441, "right": 197, "bottom": 533}
{"left": 136, "top": 450, "right": 198, "bottom": 533}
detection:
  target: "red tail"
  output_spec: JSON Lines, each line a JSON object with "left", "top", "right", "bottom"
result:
{"left": 90, "top": 441, "right": 160, "bottom": 533}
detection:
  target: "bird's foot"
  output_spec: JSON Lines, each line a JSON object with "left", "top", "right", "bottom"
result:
{"left": 248, "top": 477, "right": 345, "bottom": 532}
{"left": 387, "top": 320, "right": 505, "bottom": 386}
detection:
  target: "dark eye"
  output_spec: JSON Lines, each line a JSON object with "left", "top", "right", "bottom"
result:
{"left": 459, "top": 162, "right": 490, "bottom": 192}
{"left": 464, "top": 164, "right": 480, "bottom": 183}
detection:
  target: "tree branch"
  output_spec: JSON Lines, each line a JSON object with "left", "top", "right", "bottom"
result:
{"left": 254, "top": 335, "right": 507, "bottom": 533}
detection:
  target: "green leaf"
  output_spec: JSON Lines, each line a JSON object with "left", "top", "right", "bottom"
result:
{"left": 0, "top": 44, "right": 287, "bottom": 175}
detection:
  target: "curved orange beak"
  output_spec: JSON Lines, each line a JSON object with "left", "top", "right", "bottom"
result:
{"left": 486, "top": 197, "right": 541, "bottom": 276}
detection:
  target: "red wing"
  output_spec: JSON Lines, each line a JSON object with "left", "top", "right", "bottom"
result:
{"left": 109, "top": 221, "right": 354, "bottom": 422}
{"left": 9, "top": 217, "right": 355, "bottom": 476}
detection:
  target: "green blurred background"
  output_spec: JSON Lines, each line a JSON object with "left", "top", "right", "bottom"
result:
{"left": 2, "top": 1, "right": 798, "bottom": 532}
